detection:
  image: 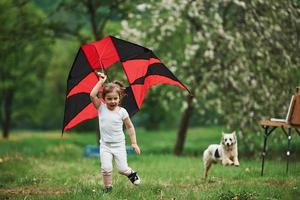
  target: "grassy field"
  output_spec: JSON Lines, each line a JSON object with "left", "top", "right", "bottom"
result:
{"left": 0, "top": 127, "right": 299, "bottom": 199}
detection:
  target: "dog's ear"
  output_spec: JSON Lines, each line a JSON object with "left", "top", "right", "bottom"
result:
{"left": 233, "top": 131, "right": 237, "bottom": 141}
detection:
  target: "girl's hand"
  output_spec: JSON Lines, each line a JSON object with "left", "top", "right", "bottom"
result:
{"left": 96, "top": 72, "right": 107, "bottom": 84}
{"left": 131, "top": 143, "right": 141, "bottom": 155}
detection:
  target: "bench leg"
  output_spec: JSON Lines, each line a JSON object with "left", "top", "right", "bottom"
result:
{"left": 261, "top": 126, "right": 276, "bottom": 176}
{"left": 295, "top": 128, "right": 300, "bottom": 136}
{"left": 261, "top": 130, "right": 268, "bottom": 176}
{"left": 286, "top": 128, "right": 292, "bottom": 175}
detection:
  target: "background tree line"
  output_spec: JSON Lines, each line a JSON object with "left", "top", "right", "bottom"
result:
{"left": 1, "top": 0, "right": 299, "bottom": 155}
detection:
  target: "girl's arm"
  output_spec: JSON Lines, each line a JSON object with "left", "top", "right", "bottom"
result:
{"left": 124, "top": 117, "right": 141, "bottom": 154}
{"left": 90, "top": 73, "right": 107, "bottom": 109}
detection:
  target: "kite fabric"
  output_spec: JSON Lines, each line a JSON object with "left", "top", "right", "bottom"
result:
{"left": 62, "top": 35, "right": 191, "bottom": 132}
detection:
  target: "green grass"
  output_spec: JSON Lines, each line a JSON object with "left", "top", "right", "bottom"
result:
{"left": 0, "top": 127, "right": 299, "bottom": 199}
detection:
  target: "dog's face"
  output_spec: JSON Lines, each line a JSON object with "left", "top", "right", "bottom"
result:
{"left": 221, "top": 131, "right": 236, "bottom": 147}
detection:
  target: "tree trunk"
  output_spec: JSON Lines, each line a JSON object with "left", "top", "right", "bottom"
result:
{"left": 86, "top": 0, "right": 99, "bottom": 40}
{"left": 2, "top": 90, "right": 14, "bottom": 139}
{"left": 173, "top": 95, "right": 194, "bottom": 156}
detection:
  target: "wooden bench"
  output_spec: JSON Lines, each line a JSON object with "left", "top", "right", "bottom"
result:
{"left": 258, "top": 92, "right": 300, "bottom": 176}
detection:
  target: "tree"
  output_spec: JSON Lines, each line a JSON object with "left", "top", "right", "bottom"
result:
{"left": 49, "top": 0, "right": 137, "bottom": 41}
{"left": 0, "top": 0, "right": 52, "bottom": 138}
{"left": 120, "top": 0, "right": 300, "bottom": 155}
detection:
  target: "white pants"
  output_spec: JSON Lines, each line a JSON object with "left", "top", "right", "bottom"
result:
{"left": 100, "top": 141, "right": 132, "bottom": 176}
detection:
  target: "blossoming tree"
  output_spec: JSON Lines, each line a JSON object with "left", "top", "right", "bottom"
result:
{"left": 121, "top": 0, "right": 300, "bottom": 155}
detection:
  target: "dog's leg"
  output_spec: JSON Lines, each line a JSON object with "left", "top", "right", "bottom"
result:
{"left": 222, "top": 156, "right": 234, "bottom": 166}
{"left": 233, "top": 157, "right": 240, "bottom": 166}
{"left": 204, "top": 160, "right": 212, "bottom": 179}
{"left": 233, "top": 154, "right": 240, "bottom": 166}
{"left": 203, "top": 150, "right": 212, "bottom": 178}
{"left": 233, "top": 147, "right": 240, "bottom": 166}
{"left": 221, "top": 151, "right": 233, "bottom": 165}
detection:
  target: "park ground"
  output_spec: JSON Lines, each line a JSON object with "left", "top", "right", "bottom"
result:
{"left": 0, "top": 127, "right": 299, "bottom": 200}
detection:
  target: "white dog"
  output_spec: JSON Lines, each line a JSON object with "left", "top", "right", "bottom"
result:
{"left": 203, "top": 131, "right": 240, "bottom": 178}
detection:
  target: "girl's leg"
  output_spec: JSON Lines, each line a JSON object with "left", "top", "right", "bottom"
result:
{"left": 100, "top": 144, "right": 113, "bottom": 188}
{"left": 114, "top": 144, "right": 132, "bottom": 176}
{"left": 113, "top": 144, "right": 141, "bottom": 185}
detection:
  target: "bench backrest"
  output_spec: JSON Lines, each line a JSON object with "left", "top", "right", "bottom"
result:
{"left": 290, "top": 94, "right": 300, "bottom": 126}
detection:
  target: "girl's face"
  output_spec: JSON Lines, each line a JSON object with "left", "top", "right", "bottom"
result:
{"left": 104, "top": 90, "right": 120, "bottom": 110}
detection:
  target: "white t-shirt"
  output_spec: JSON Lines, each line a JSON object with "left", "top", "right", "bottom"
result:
{"left": 98, "top": 104, "right": 129, "bottom": 143}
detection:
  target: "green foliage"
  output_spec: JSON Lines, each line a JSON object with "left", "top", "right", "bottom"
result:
{"left": 48, "top": 0, "right": 139, "bottom": 42}
{"left": 0, "top": 0, "right": 53, "bottom": 134}
{"left": 34, "top": 39, "right": 80, "bottom": 129}
{"left": 134, "top": 86, "right": 183, "bottom": 130}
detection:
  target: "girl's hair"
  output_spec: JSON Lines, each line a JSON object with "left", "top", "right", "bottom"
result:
{"left": 102, "top": 80, "right": 126, "bottom": 102}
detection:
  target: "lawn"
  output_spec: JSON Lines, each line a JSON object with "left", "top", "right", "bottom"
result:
{"left": 0, "top": 127, "right": 299, "bottom": 199}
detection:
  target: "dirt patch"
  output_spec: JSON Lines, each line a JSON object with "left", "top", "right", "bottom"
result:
{"left": 265, "top": 179, "right": 293, "bottom": 187}
{"left": 0, "top": 155, "right": 23, "bottom": 165}
{"left": 45, "top": 133, "right": 72, "bottom": 139}
{"left": 8, "top": 133, "right": 34, "bottom": 141}
{"left": 0, "top": 188, "right": 66, "bottom": 196}
{"left": 3, "top": 132, "right": 72, "bottom": 141}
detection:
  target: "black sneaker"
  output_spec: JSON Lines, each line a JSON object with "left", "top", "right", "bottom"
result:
{"left": 127, "top": 172, "right": 141, "bottom": 185}
{"left": 103, "top": 186, "right": 112, "bottom": 193}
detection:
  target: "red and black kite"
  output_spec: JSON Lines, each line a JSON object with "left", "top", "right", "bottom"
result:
{"left": 63, "top": 35, "right": 191, "bottom": 132}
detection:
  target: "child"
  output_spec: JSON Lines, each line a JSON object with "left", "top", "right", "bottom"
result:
{"left": 90, "top": 72, "right": 141, "bottom": 193}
